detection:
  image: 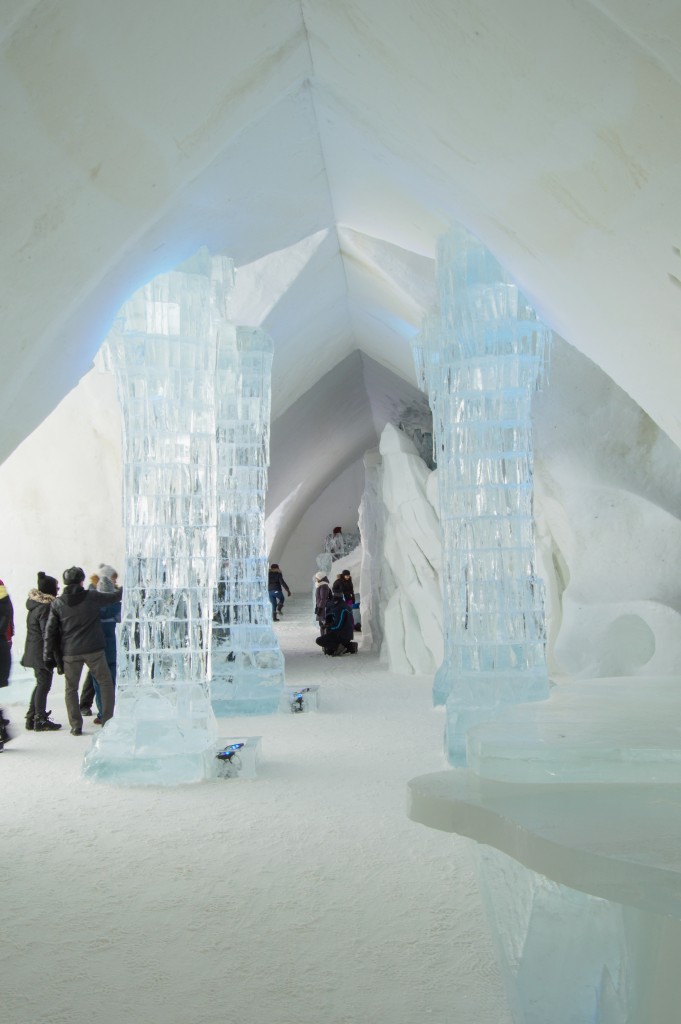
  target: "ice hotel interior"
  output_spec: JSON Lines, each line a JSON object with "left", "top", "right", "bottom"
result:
{"left": 2, "top": 3, "right": 681, "bottom": 1023}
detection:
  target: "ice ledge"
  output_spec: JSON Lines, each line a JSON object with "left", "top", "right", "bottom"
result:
{"left": 466, "top": 675, "right": 681, "bottom": 784}
{"left": 407, "top": 770, "right": 681, "bottom": 918}
{"left": 410, "top": 674, "right": 681, "bottom": 1020}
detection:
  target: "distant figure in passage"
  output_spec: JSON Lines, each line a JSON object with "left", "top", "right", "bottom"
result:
{"left": 268, "top": 563, "right": 291, "bottom": 621}
{"left": 90, "top": 565, "right": 122, "bottom": 726}
{"left": 44, "top": 566, "right": 122, "bottom": 735}
{"left": 324, "top": 526, "right": 346, "bottom": 559}
{"left": 0, "top": 577, "right": 14, "bottom": 748}
{"left": 314, "top": 571, "right": 331, "bottom": 633}
{"left": 324, "top": 525, "right": 361, "bottom": 561}
{"left": 315, "top": 594, "right": 358, "bottom": 656}
{"left": 21, "top": 571, "right": 62, "bottom": 731}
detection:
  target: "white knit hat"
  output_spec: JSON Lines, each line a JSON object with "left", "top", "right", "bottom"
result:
{"left": 98, "top": 563, "right": 117, "bottom": 579}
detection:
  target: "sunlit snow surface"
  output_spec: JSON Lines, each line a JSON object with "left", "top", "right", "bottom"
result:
{"left": 4, "top": 600, "right": 512, "bottom": 1024}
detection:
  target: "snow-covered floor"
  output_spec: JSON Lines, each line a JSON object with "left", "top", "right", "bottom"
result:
{"left": 3, "top": 598, "right": 511, "bottom": 1024}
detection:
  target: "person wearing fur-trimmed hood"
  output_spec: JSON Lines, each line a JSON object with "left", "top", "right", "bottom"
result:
{"left": 314, "top": 572, "right": 331, "bottom": 633}
{"left": 21, "top": 572, "right": 62, "bottom": 731}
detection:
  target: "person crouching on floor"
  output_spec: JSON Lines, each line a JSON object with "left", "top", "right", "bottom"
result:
{"left": 315, "top": 594, "right": 357, "bottom": 656}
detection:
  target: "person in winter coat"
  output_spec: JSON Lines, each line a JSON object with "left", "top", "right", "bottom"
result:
{"left": 332, "top": 569, "right": 355, "bottom": 608}
{"left": 0, "top": 577, "right": 14, "bottom": 748}
{"left": 315, "top": 594, "right": 358, "bottom": 656}
{"left": 314, "top": 572, "right": 331, "bottom": 633}
{"left": 44, "top": 566, "right": 122, "bottom": 735}
{"left": 21, "top": 571, "right": 62, "bottom": 731}
{"left": 268, "top": 563, "right": 291, "bottom": 621}
{"left": 90, "top": 566, "right": 121, "bottom": 726}
{"left": 79, "top": 571, "right": 101, "bottom": 715}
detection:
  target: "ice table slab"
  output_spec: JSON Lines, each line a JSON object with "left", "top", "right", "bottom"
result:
{"left": 408, "top": 770, "right": 681, "bottom": 916}
{"left": 466, "top": 675, "right": 681, "bottom": 784}
{"left": 215, "top": 735, "right": 262, "bottom": 779}
{"left": 408, "top": 673, "right": 681, "bottom": 1023}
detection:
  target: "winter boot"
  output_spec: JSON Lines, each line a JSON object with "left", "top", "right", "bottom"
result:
{"left": 0, "top": 712, "right": 11, "bottom": 745}
{"left": 25, "top": 714, "right": 35, "bottom": 731}
{"left": 34, "top": 711, "right": 62, "bottom": 732}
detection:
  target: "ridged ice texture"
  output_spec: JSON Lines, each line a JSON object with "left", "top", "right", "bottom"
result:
{"left": 84, "top": 254, "right": 285, "bottom": 780}
{"left": 210, "top": 325, "right": 285, "bottom": 715}
{"left": 83, "top": 249, "right": 222, "bottom": 784}
{"left": 412, "top": 226, "right": 551, "bottom": 764}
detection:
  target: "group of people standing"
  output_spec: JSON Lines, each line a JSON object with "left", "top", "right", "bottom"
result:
{"left": 0, "top": 557, "right": 362, "bottom": 750}
{"left": 314, "top": 569, "right": 359, "bottom": 657}
{"left": 0, "top": 564, "right": 121, "bottom": 749}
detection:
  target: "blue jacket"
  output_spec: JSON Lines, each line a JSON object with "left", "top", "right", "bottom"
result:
{"left": 324, "top": 599, "right": 354, "bottom": 643}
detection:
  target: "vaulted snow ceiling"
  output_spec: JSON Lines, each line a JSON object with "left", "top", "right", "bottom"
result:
{"left": 3, "top": 1, "right": 681, "bottom": 548}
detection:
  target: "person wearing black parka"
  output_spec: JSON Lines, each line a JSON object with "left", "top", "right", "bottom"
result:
{"left": 44, "top": 566, "right": 122, "bottom": 735}
{"left": 21, "top": 571, "right": 63, "bottom": 731}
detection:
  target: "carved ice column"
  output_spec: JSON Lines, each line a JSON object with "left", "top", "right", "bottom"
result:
{"left": 83, "top": 250, "right": 221, "bottom": 784}
{"left": 413, "top": 226, "right": 551, "bottom": 764}
{"left": 210, "top": 324, "right": 285, "bottom": 714}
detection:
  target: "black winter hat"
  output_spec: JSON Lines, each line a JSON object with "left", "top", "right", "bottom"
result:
{"left": 37, "top": 571, "right": 58, "bottom": 596}
{"left": 62, "top": 566, "right": 85, "bottom": 586}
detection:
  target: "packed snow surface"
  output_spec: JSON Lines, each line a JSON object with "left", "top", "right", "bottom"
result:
{"left": 3, "top": 598, "right": 511, "bottom": 1024}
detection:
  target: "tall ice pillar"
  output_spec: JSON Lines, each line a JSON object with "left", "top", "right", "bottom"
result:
{"left": 83, "top": 250, "right": 223, "bottom": 784}
{"left": 413, "top": 226, "right": 551, "bottom": 764}
{"left": 210, "top": 324, "right": 285, "bottom": 714}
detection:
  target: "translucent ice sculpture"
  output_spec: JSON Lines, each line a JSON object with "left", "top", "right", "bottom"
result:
{"left": 83, "top": 249, "right": 283, "bottom": 783}
{"left": 412, "top": 226, "right": 551, "bottom": 764}
{"left": 324, "top": 526, "right": 360, "bottom": 561}
{"left": 210, "top": 324, "right": 285, "bottom": 715}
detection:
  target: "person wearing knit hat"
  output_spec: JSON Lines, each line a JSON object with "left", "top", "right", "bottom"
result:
{"left": 87, "top": 571, "right": 122, "bottom": 724}
{"left": 0, "top": 577, "right": 14, "bottom": 747}
{"left": 314, "top": 572, "right": 331, "bottom": 634}
{"left": 78, "top": 567, "right": 114, "bottom": 714}
{"left": 43, "top": 566, "right": 122, "bottom": 735}
{"left": 21, "top": 572, "right": 62, "bottom": 731}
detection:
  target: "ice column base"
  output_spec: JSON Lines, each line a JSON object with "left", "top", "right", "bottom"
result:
{"left": 445, "top": 669, "right": 550, "bottom": 765}
{"left": 475, "top": 846, "right": 674, "bottom": 1024}
{"left": 82, "top": 682, "right": 218, "bottom": 786}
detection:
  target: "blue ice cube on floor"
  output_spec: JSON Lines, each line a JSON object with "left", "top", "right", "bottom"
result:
{"left": 281, "top": 685, "right": 320, "bottom": 713}
{"left": 213, "top": 735, "right": 262, "bottom": 779}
